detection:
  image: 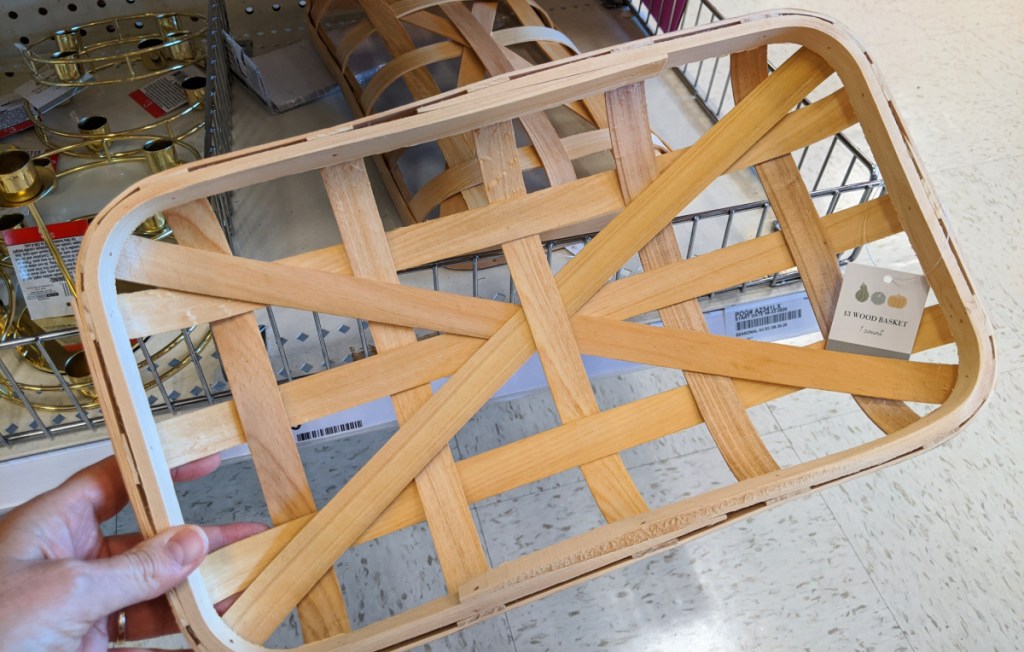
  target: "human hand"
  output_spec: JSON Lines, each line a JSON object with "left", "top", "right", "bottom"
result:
{"left": 0, "top": 455, "right": 265, "bottom": 651}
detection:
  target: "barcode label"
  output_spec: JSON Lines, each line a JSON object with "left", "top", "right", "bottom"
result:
{"left": 295, "top": 420, "right": 364, "bottom": 443}
{"left": 735, "top": 309, "right": 802, "bottom": 334}
{"left": 723, "top": 293, "right": 814, "bottom": 342}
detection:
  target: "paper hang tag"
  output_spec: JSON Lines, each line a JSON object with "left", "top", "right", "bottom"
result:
{"left": 826, "top": 263, "right": 929, "bottom": 360}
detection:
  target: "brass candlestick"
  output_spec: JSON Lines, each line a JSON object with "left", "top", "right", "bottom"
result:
{"left": 137, "top": 38, "right": 168, "bottom": 71}
{"left": 77, "top": 115, "right": 110, "bottom": 153}
{"left": 156, "top": 14, "right": 181, "bottom": 34}
{"left": 137, "top": 139, "right": 178, "bottom": 237}
{"left": 0, "top": 150, "right": 45, "bottom": 203}
{"left": 182, "top": 76, "right": 206, "bottom": 104}
{"left": 143, "top": 138, "right": 179, "bottom": 173}
{"left": 30, "top": 74, "right": 205, "bottom": 159}
{"left": 50, "top": 51, "right": 82, "bottom": 83}
{"left": 53, "top": 29, "right": 82, "bottom": 54}
{"left": 166, "top": 32, "right": 195, "bottom": 61}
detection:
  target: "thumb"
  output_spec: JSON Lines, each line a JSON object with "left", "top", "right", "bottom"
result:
{"left": 85, "top": 525, "right": 209, "bottom": 619}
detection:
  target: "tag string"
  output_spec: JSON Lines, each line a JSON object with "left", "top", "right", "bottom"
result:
{"left": 858, "top": 196, "right": 955, "bottom": 279}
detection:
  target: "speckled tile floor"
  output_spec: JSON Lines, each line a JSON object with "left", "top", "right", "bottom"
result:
{"left": 118, "top": 1, "right": 1022, "bottom": 650}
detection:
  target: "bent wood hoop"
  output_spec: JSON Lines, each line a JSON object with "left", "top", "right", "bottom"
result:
{"left": 73, "top": 12, "right": 995, "bottom": 651}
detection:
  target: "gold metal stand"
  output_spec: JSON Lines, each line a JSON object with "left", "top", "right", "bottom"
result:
{"left": 0, "top": 142, "right": 208, "bottom": 412}
{"left": 22, "top": 12, "right": 207, "bottom": 87}
{"left": 27, "top": 74, "right": 207, "bottom": 160}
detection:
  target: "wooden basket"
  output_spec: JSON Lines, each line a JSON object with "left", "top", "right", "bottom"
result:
{"left": 74, "top": 11, "right": 995, "bottom": 651}
{"left": 305, "top": 0, "right": 665, "bottom": 228}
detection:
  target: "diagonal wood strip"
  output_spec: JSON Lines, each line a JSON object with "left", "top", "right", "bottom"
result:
{"left": 159, "top": 288, "right": 952, "bottom": 474}
{"left": 198, "top": 302, "right": 955, "bottom": 604}
{"left": 583, "top": 195, "right": 900, "bottom": 320}
{"left": 114, "top": 87, "right": 859, "bottom": 339}
{"left": 606, "top": 80, "right": 778, "bottom": 480}
{"left": 163, "top": 200, "right": 350, "bottom": 641}
{"left": 482, "top": 119, "right": 647, "bottom": 522}
{"left": 552, "top": 48, "right": 834, "bottom": 316}
{"left": 221, "top": 46, "right": 837, "bottom": 640}
{"left": 571, "top": 316, "right": 956, "bottom": 404}
{"left": 730, "top": 46, "right": 920, "bottom": 434}
{"left": 223, "top": 308, "right": 536, "bottom": 642}
{"left": 118, "top": 186, "right": 889, "bottom": 345}
{"left": 325, "top": 160, "right": 489, "bottom": 594}
{"left": 118, "top": 236, "right": 518, "bottom": 339}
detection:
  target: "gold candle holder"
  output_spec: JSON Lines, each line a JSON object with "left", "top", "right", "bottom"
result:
{"left": 137, "top": 38, "right": 167, "bottom": 71}
{"left": 139, "top": 139, "right": 178, "bottom": 235}
{"left": 156, "top": 14, "right": 181, "bottom": 35}
{"left": 77, "top": 115, "right": 110, "bottom": 153}
{"left": 50, "top": 51, "right": 82, "bottom": 82}
{"left": 166, "top": 32, "right": 194, "bottom": 61}
{"left": 64, "top": 351, "right": 93, "bottom": 386}
{"left": 53, "top": 29, "right": 82, "bottom": 53}
{"left": 143, "top": 139, "right": 179, "bottom": 173}
{"left": 0, "top": 150, "right": 43, "bottom": 205}
{"left": 182, "top": 76, "right": 206, "bottom": 104}
{"left": 0, "top": 212, "right": 25, "bottom": 232}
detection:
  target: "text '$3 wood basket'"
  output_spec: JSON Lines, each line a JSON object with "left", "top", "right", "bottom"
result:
{"left": 73, "top": 11, "right": 995, "bottom": 651}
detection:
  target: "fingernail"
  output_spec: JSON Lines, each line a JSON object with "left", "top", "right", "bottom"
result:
{"left": 168, "top": 526, "right": 208, "bottom": 566}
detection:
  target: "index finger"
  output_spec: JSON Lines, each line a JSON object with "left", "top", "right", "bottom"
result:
{"left": 59, "top": 453, "right": 221, "bottom": 525}
{"left": 169, "top": 454, "right": 221, "bottom": 483}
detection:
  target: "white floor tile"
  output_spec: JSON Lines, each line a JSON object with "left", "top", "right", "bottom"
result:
{"left": 787, "top": 369, "right": 1024, "bottom": 650}
{"left": 488, "top": 435, "right": 908, "bottom": 651}
{"left": 766, "top": 389, "right": 863, "bottom": 431}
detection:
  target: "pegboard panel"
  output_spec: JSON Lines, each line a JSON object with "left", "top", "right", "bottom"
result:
{"left": 0, "top": 0, "right": 209, "bottom": 73}
{"left": 226, "top": 0, "right": 312, "bottom": 53}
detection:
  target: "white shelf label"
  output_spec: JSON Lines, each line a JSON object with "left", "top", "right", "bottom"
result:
{"left": 724, "top": 292, "right": 815, "bottom": 341}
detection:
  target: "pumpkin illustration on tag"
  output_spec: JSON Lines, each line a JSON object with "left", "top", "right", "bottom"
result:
{"left": 855, "top": 283, "right": 869, "bottom": 302}
{"left": 870, "top": 291, "right": 886, "bottom": 305}
{"left": 888, "top": 294, "right": 908, "bottom": 309}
